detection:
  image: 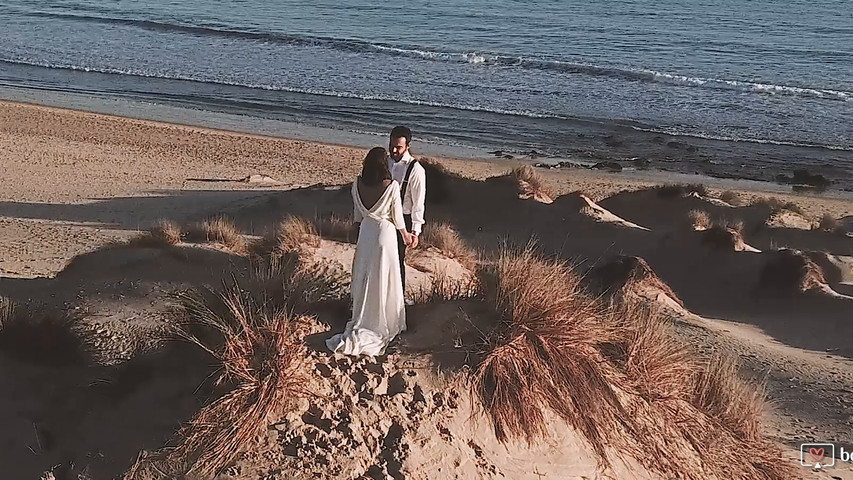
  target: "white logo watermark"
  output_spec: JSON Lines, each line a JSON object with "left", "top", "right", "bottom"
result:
{"left": 800, "top": 443, "right": 853, "bottom": 469}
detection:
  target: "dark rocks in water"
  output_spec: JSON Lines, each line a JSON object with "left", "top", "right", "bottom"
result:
{"left": 686, "top": 144, "right": 699, "bottom": 153}
{"left": 502, "top": 154, "right": 514, "bottom": 159}
{"left": 652, "top": 136, "right": 666, "bottom": 144}
{"left": 488, "top": 150, "right": 503, "bottom": 156}
{"left": 558, "top": 161, "right": 584, "bottom": 169}
{"left": 528, "top": 150, "right": 541, "bottom": 157}
{"left": 534, "top": 162, "right": 562, "bottom": 170}
{"left": 666, "top": 141, "right": 683, "bottom": 149}
{"left": 775, "top": 169, "right": 831, "bottom": 191}
{"left": 591, "top": 161, "right": 623, "bottom": 172}
{"left": 632, "top": 157, "right": 651, "bottom": 169}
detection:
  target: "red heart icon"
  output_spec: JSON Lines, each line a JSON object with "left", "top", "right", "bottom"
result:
{"left": 809, "top": 447, "right": 825, "bottom": 462}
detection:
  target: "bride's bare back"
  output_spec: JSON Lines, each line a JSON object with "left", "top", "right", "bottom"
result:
{"left": 357, "top": 178, "right": 392, "bottom": 211}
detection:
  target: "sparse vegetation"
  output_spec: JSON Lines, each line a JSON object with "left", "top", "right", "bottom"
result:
{"left": 751, "top": 196, "right": 805, "bottom": 215}
{"left": 818, "top": 213, "right": 844, "bottom": 233}
{"left": 410, "top": 269, "right": 477, "bottom": 304}
{"left": 186, "top": 217, "right": 248, "bottom": 254}
{"left": 585, "top": 256, "right": 684, "bottom": 309}
{"left": 251, "top": 252, "right": 347, "bottom": 312}
{"left": 691, "top": 354, "right": 765, "bottom": 442}
{"left": 701, "top": 225, "right": 742, "bottom": 251}
{"left": 511, "top": 164, "right": 553, "bottom": 202}
{"left": 166, "top": 286, "right": 311, "bottom": 477}
{"left": 420, "top": 222, "right": 478, "bottom": 271}
{"left": 474, "top": 243, "right": 619, "bottom": 455}
{"left": 314, "top": 213, "right": 357, "bottom": 243}
{"left": 150, "top": 219, "right": 182, "bottom": 245}
{"left": 757, "top": 248, "right": 827, "bottom": 294}
{"left": 719, "top": 190, "right": 744, "bottom": 206}
{"left": 471, "top": 244, "right": 792, "bottom": 480}
{"left": 255, "top": 215, "right": 321, "bottom": 256}
{"left": 653, "top": 183, "right": 709, "bottom": 199}
{"left": 688, "top": 209, "right": 712, "bottom": 231}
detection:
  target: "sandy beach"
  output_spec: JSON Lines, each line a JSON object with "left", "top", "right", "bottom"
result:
{"left": 2, "top": 99, "right": 853, "bottom": 479}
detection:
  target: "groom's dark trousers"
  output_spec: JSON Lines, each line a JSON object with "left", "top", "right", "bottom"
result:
{"left": 396, "top": 214, "right": 413, "bottom": 293}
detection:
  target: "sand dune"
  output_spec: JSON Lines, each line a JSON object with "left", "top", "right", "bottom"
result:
{"left": 4, "top": 102, "right": 853, "bottom": 479}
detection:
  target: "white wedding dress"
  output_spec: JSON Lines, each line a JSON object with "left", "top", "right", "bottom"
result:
{"left": 326, "top": 179, "right": 407, "bottom": 356}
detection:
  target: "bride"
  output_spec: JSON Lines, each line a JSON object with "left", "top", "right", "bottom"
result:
{"left": 326, "top": 147, "right": 414, "bottom": 356}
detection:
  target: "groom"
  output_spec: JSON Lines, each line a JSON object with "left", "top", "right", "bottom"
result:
{"left": 388, "top": 126, "right": 426, "bottom": 294}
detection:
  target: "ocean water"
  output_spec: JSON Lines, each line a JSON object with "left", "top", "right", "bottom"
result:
{"left": 1, "top": 0, "right": 851, "bottom": 185}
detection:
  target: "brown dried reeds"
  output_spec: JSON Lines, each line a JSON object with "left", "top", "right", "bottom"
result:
{"left": 251, "top": 215, "right": 322, "bottom": 257}
{"left": 472, "top": 245, "right": 794, "bottom": 480}
{"left": 752, "top": 196, "right": 805, "bottom": 215}
{"left": 758, "top": 248, "right": 827, "bottom": 295}
{"left": 420, "top": 222, "right": 477, "bottom": 271}
{"left": 688, "top": 209, "right": 712, "bottom": 231}
{"left": 511, "top": 165, "right": 553, "bottom": 203}
{"left": 186, "top": 217, "right": 248, "bottom": 254}
{"left": 168, "top": 287, "right": 310, "bottom": 476}
{"left": 474, "top": 244, "right": 623, "bottom": 461}
{"left": 701, "top": 225, "right": 742, "bottom": 251}
{"left": 314, "top": 212, "right": 357, "bottom": 243}
{"left": 250, "top": 252, "right": 347, "bottom": 312}
{"left": 585, "top": 256, "right": 684, "bottom": 308}
{"left": 604, "top": 303, "right": 693, "bottom": 401}
{"left": 150, "top": 219, "right": 182, "bottom": 245}
{"left": 719, "top": 190, "right": 744, "bottom": 206}
{"left": 818, "top": 213, "right": 844, "bottom": 234}
{"left": 691, "top": 354, "right": 765, "bottom": 442}
{"left": 409, "top": 269, "right": 477, "bottom": 304}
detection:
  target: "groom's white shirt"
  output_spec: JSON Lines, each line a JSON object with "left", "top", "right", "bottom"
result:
{"left": 388, "top": 151, "right": 426, "bottom": 235}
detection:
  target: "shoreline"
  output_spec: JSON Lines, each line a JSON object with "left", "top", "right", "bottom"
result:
{"left": 2, "top": 78, "right": 853, "bottom": 193}
{"left": 2, "top": 90, "right": 853, "bottom": 205}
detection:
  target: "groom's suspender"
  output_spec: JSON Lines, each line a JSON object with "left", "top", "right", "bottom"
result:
{"left": 400, "top": 160, "right": 419, "bottom": 200}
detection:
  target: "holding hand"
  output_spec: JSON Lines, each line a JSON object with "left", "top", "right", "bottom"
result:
{"left": 410, "top": 233, "right": 419, "bottom": 249}
{"left": 400, "top": 230, "right": 414, "bottom": 246}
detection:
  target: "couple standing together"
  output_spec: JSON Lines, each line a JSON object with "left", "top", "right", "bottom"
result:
{"left": 326, "top": 126, "right": 427, "bottom": 357}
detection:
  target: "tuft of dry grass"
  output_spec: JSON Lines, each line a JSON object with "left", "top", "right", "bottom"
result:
{"left": 653, "top": 183, "right": 708, "bottom": 199}
{"left": 751, "top": 196, "right": 805, "bottom": 215}
{"left": 818, "top": 213, "right": 844, "bottom": 234}
{"left": 265, "top": 215, "right": 321, "bottom": 255}
{"left": 585, "top": 256, "right": 684, "bottom": 308}
{"left": 472, "top": 244, "right": 793, "bottom": 480}
{"left": 420, "top": 222, "right": 478, "bottom": 271}
{"left": 511, "top": 165, "right": 553, "bottom": 203}
{"left": 474, "top": 243, "right": 622, "bottom": 461}
{"left": 691, "top": 354, "right": 765, "bottom": 442}
{"left": 410, "top": 269, "right": 477, "bottom": 304}
{"left": 605, "top": 303, "right": 693, "bottom": 401}
{"left": 167, "top": 286, "right": 311, "bottom": 477}
{"left": 185, "top": 217, "right": 248, "bottom": 254}
{"left": 0, "top": 298, "right": 87, "bottom": 366}
{"left": 150, "top": 220, "right": 182, "bottom": 245}
{"left": 314, "top": 213, "right": 357, "bottom": 243}
{"left": 758, "top": 248, "right": 827, "bottom": 295}
{"left": 688, "top": 209, "right": 712, "bottom": 231}
{"left": 701, "top": 225, "right": 743, "bottom": 251}
{"left": 719, "top": 190, "right": 744, "bottom": 206}
{"left": 250, "top": 252, "right": 347, "bottom": 312}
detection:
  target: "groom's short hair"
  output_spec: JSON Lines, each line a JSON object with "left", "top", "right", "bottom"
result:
{"left": 390, "top": 126, "right": 411, "bottom": 145}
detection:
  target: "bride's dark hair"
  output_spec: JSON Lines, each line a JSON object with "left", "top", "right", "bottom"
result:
{"left": 360, "top": 147, "right": 392, "bottom": 186}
